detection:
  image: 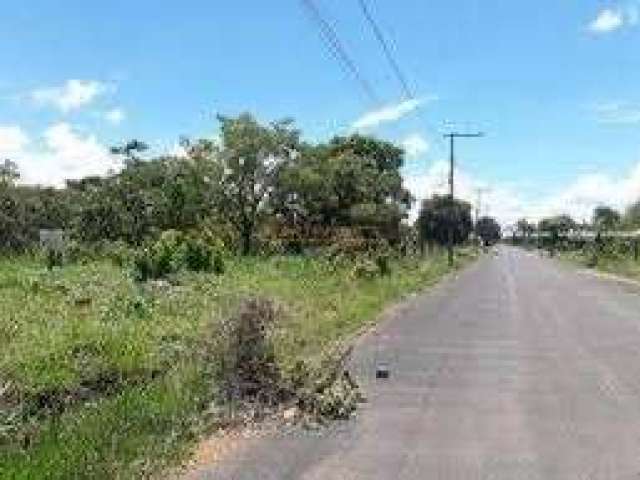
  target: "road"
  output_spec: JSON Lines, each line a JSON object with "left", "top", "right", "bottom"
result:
{"left": 190, "top": 247, "right": 640, "bottom": 479}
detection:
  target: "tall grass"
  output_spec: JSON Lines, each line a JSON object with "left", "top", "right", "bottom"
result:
{"left": 1, "top": 249, "right": 474, "bottom": 479}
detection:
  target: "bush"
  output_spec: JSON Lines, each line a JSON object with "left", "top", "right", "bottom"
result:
{"left": 351, "top": 258, "right": 379, "bottom": 279}
{"left": 132, "top": 230, "right": 225, "bottom": 281}
{"left": 375, "top": 252, "right": 391, "bottom": 276}
{"left": 216, "top": 297, "right": 284, "bottom": 403}
{"left": 182, "top": 237, "right": 212, "bottom": 272}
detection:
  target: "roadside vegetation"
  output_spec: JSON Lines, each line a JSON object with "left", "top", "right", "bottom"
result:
{"left": 0, "top": 113, "right": 480, "bottom": 479}
{"left": 510, "top": 205, "right": 640, "bottom": 281}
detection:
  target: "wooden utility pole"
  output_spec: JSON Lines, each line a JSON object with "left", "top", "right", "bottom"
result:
{"left": 443, "top": 132, "right": 484, "bottom": 266}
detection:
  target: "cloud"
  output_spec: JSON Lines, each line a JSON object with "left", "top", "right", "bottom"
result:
{"left": 587, "top": 4, "right": 640, "bottom": 34}
{"left": 104, "top": 107, "right": 125, "bottom": 125}
{"left": 0, "top": 125, "right": 29, "bottom": 155}
{"left": 533, "top": 165, "right": 640, "bottom": 222}
{"left": 7, "top": 123, "right": 119, "bottom": 186}
{"left": 592, "top": 101, "right": 640, "bottom": 124}
{"left": 405, "top": 160, "right": 640, "bottom": 226}
{"left": 351, "top": 97, "right": 433, "bottom": 131}
{"left": 404, "top": 161, "right": 527, "bottom": 226}
{"left": 401, "top": 133, "right": 430, "bottom": 158}
{"left": 588, "top": 8, "right": 625, "bottom": 33}
{"left": 31, "top": 80, "right": 109, "bottom": 113}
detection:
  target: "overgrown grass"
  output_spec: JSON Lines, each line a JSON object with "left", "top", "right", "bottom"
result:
{"left": 560, "top": 249, "right": 640, "bottom": 281}
{"left": 1, "top": 249, "right": 476, "bottom": 479}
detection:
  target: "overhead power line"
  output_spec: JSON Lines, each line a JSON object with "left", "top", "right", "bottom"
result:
{"left": 357, "top": 0, "right": 413, "bottom": 100}
{"left": 300, "top": 0, "right": 379, "bottom": 105}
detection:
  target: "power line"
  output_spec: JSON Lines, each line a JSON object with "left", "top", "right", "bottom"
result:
{"left": 356, "top": 0, "right": 413, "bottom": 100}
{"left": 300, "top": 0, "right": 379, "bottom": 105}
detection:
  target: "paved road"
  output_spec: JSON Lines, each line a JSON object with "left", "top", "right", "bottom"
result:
{"left": 191, "top": 247, "right": 640, "bottom": 479}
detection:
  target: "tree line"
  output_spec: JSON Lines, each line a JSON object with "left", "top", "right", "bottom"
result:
{"left": 1, "top": 113, "right": 499, "bottom": 257}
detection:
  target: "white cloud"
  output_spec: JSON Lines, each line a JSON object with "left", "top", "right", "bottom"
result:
{"left": 533, "top": 165, "right": 640, "bottom": 223}
{"left": 405, "top": 160, "right": 640, "bottom": 227}
{"left": 351, "top": 97, "right": 434, "bottom": 131}
{"left": 589, "top": 8, "right": 624, "bottom": 33}
{"left": 104, "top": 107, "right": 125, "bottom": 125}
{"left": 404, "top": 161, "right": 527, "bottom": 226}
{"left": 592, "top": 101, "right": 640, "bottom": 124}
{"left": 0, "top": 125, "right": 29, "bottom": 155}
{"left": 401, "top": 133, "right": 430, "bottom": 158}
{"left": 7, "top": 123, "right": 119, "bottom": 186}
{"left": 31, "top": 79, "right": 109, "bottom": 113}
{"left": 587, "top": 4, "right": 640, "bottom": 34}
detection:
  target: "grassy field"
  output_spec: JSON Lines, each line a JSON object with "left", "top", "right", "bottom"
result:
{"left": 1, "top": 249, "right": 476, "bottom": 479}
{"left": 559, "top": 249, "right": 640, "bottom": 281}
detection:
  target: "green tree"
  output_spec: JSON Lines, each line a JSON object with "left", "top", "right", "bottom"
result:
{"left": 417, "top": 195, "right": 473, "bottom": 248}
{"left": 214, "top": 113, "right": 300, "bottom": 254}
{"left": 272, "top": 134, "right": 411, "bottom": 244}
{"left": 0, "top": 159, "right": 20, "bottom": 187}
{"left": 476, "top": 216, "right": 501, "bottom": 245}
{"left": 538, "top": 214, "right": 576, "bottom": 235}
{"left": 592, "top": 205, "right": 621, "bottom": 231}
{"left": 623, "top": 201, "right": 640, "bottom": 228}
{"left": 516, "top": 218, "right": 534, "bottom": 237}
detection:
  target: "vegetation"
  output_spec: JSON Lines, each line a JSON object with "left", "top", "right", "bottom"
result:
{"left": 0, "top": 250, "right": 474, "bottom": 479}
{"left": 511, "top": 205, "right": 640, "bottom": 278}
{"left": 475, "top": 216, "right": 501, "bottom": 245}
{"left": 0, "top": 112, "right": 481, "bottom": 478}
{"left": 416, "top": 195, "right": 473, "bottom": 250}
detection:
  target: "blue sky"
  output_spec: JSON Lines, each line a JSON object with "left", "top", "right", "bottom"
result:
{"left": 1, "top": 1, "right": 640, "bottom": 224}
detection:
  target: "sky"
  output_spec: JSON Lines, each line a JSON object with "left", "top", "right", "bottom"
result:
{"left": 1, "top": 1, "right": 640, "bottom": 225}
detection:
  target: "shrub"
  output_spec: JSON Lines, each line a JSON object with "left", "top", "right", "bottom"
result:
{"left": 182, "top": 237, "right": 212, "bottom": 272}
{"left": 132, "top": 230, "right": 225, "bottom": 281}
{"left": 132, "top": 230, "right": 184, "bottom": 282}
{"left": 351, "top": 258, "right": 379, "bottom": 279}
{"left": 375, "top": 252, "right": 391, "bottom": 276}
{"left": 216, "top": 297, "right": 284, "bottom": 403}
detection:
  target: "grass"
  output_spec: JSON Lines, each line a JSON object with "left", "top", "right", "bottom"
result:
{"left": 558, "top": 248, "right": 640, "bottom": 281}
{"left": 1, "top": 249, "right": 476, "bottom": 479}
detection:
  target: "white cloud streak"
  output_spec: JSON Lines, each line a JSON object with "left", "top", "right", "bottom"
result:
{"left": 351, "top": 97, "right": 433, "bottom": 131}
{"left": 31, "top": 79, "right": 110, "bottom": 113}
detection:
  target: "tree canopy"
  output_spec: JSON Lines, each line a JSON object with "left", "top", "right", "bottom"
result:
{"left": 417, "top": 195, "right": 472, "bottom": 247}
{"left": 476, "top": 216, "right": 501, "bottom": 245}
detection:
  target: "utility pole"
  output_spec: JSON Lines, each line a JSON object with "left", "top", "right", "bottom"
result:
{"left": 443, "top": 132, "right": 484, "bottom": 266}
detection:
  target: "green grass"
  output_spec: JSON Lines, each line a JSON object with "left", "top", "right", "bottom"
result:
{"left": 1, "top": 249, "right": 476, "bottom": 479}
{"left": 559, "top": 249, "right": 640, "bottom": 281}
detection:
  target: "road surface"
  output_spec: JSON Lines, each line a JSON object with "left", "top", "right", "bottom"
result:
{"left": 190, "top": 247, "right": 640, "bottom": 479}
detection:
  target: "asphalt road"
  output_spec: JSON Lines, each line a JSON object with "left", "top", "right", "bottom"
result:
{"left": 190, "top": 247, "right": 640, "bottom": 479}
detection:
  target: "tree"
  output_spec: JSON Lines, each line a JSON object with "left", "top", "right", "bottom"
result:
{"left": 538, "top": 214, "right": 576, "bottom": 235}
{"left": 476, "top": 216, "right": 501, "bottom": 245}
{"left": 271, "top": 135, "right": 412, "bottom": 245}
{"left": 0, "top": 159, "right": 20, "bottom": 187}
{"left": 416, "top": 195, "right": 472, "bottom": 248}
{"left": 214, "top": 113, "right": 300, "bottom": 255}
{"left": 110, "top": 139, "right": 149, "bottom": 166}
{"left": 592, "top": 205, "right": 621, "bottom": 231}
{"left": 516, "top": 218, "right": 534, "bottom": 237}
